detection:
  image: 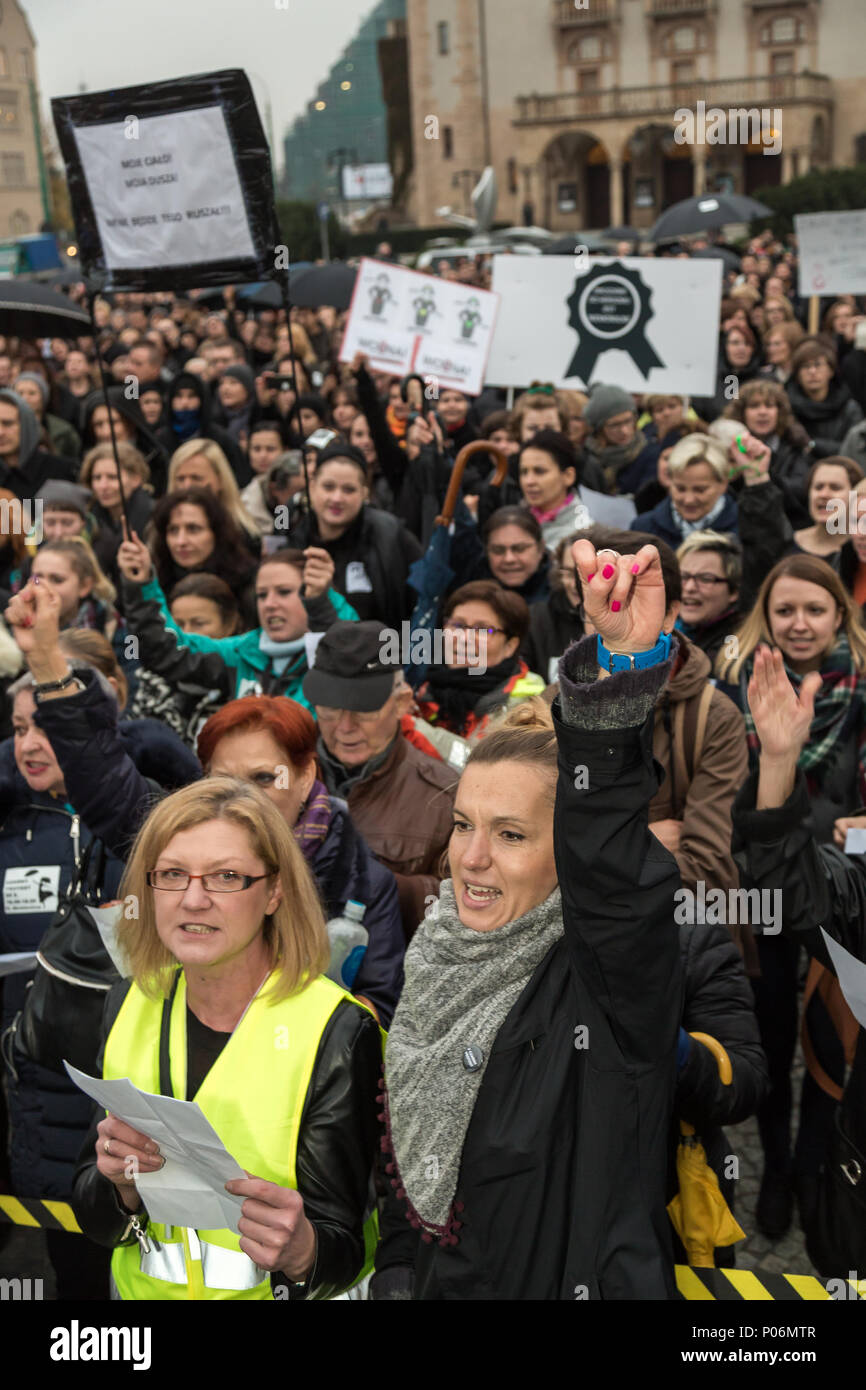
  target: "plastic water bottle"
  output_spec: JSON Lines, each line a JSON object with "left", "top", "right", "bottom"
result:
{"left": 325, "top": 900, "right": 368, "bottom": 990}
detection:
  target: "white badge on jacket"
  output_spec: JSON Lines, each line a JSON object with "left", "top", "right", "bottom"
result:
{"left": 345, "top": 561, "right": 373, "bottom": 594}
{"left": 3, "top": 865, "right": 61, "bottom": 914}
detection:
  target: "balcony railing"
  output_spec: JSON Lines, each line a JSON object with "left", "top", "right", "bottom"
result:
{"left": 552, "top": 0, "right": 614, "bottom": 27}
{"left": 649, "top": 0, "right": 711, "bottom": 14}
{"left": 514, "top": 72, "right": 832, "bottom": 124}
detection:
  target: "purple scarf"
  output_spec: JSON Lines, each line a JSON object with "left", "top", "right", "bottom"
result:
{"left": 292, "top": 779, "right": 333, "bottom": 863}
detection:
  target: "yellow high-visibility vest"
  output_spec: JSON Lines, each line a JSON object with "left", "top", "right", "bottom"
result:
{"left": 105, "top": 968, "right": 375, "bottom": 1301}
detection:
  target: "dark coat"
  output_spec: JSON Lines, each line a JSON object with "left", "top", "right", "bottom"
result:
{"left": 0, "top": 668, "right": 163, "bottom": 1200}
{"left": 786, "top": 377, "right": 863, "bottom": 459}
{"left": 154, "top": 369, "right": 249, "bottom": 485}
{"left": 731, "top": 769, "right": 866, "bottom": 1273}
{"left": 0, "top": 448, "right": 76, "bottom": 502}
{"left": 90, "top": 486, "right": 154, "bottom": 596}
{"left": 522, "top": 586, "right": 584, "bottom": 686}
{"left": 376, "top": 637, "right": 682, "bottom": 1299}
{"left": 285, "top": 505, "right": 423, "bottom": 629}
{"left": 630, "top": 493, "right": 739, "bottom": 549}
{"left": 313, "top": 798, "right": 405, "bottom": 1028}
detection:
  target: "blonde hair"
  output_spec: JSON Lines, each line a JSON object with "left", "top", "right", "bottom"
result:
{"left": 80, "top": 441, "right": 151, "bottom": 491}
{"left": 37, "top": 537, "right": 116, "bottom": 605}
{"left": 168, "top": 438, "right": 258, "bottom": 538}
{"left": 117, "top": 776, "right": 329, "bottom": 1002}
{"left": 667, "top": 433, "right": 729, "bottom": 483}
{"left": 468, "top": 696, "right": 557, "bottom": 796}
{"left": 715, "top": 553, "right": 866, "bottom": 682}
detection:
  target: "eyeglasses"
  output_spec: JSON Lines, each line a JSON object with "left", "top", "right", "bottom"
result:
{"left": 316, "top": 705, "right": 384, "bottom": 723}
{"left": 681, "top": 573, "right": 729, "bottom": 588}
{"left": 147, "top": 869, "right": 272, "bottom": 893}
{"left": 444, "top": 619, "right": 507, "bottom": 636}
{"left": 487, "top": 542, "right": 536, "bottom": 558}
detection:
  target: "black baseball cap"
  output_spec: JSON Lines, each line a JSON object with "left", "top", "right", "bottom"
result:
{"left": 303, "top": 620, "right": 400, "bottom": 712}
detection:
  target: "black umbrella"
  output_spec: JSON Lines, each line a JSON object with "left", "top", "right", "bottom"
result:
{"left": 650, "top": 194, "right": 773, "bottom": 241}
{"left": 0, "top": 280, "right": 90, "bottom": 338}
{"left": 691, "top": 245, "right": 742, "bottom": 272}
{"left": 542, "top": 234, "right": 610, "bottom": 256}
{"left": 603, "top": 225, "right": 642, "bottom": 242}
{"left": 290, "top": 262, "right": 357, "bottom": 310}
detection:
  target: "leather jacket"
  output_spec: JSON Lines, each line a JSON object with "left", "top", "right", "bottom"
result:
{"left": 72, "top": 983, "right": 382, "bottom": 1300}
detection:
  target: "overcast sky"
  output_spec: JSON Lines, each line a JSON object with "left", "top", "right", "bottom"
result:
{"left": 24, "top": 0, "right": 374, "bottom": 167}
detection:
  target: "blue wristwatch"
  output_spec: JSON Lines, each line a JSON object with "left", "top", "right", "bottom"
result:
{"left": 597, "top": 632, "right": 672, "bottom": 673}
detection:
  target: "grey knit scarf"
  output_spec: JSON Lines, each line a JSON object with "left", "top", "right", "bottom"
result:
{"left": 384, "top": 879, "right": 563, "bottom": 1233}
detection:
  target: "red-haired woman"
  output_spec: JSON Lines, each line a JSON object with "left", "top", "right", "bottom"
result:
{"left": 197, "top": 696, "right": 405, "bottom": 1026}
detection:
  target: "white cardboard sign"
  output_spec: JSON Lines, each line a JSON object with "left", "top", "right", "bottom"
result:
{"left": 73, "top": 106, "right": 256, "bottom": 271}
{"left": 795, "top": 210, "right": 866, "bottom": 297}
{"left": 338, "top": 257, "right": 499, "bottom": 396}
{"left": 487, "top": 255, "right": 722, "bottom": 395}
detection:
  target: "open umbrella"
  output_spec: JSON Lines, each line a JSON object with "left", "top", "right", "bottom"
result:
{"left": 603, "top": 225, "right": 642, "bottom": 242}
{"left": 290, "top": 262, "right": 357, "bottom": 310}
{"left": 0, "top": 280, "right": 90, "bottom": 338}
{"left": 406, "top": 440, "right": 509, "bottom": 689}
{"left": 691, "top": 245, "right": 742, "bottom": 272}
{"left": 650, "top": 193, "right": 773, "bottom": 242}
{"left": 666, "top": 1032, "right": 747, "bottom": 1267}
{"left": 542, "top": 234, "right": 609, "bottom": 256}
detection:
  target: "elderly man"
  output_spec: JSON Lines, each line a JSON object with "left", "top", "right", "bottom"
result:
{"left": 304, "top": 621, "right": 458, "bottom": 939}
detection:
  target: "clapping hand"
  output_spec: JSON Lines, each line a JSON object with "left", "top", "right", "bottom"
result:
{"left": 748, "top": 644, "right": 819, "bottom": 762}
{"left": 572, "top": 539, "right": 667, "bottom": 655}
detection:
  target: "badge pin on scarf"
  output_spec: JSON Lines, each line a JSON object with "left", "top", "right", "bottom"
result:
{"left": 565, "top": 260, "right": 664, "bottom": 384}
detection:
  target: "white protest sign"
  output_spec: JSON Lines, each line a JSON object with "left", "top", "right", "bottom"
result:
{"left": 487, "top": 255, "right": 722, "bottom": 395}
{"left": 339, "top": 257, "right": 499, "bottom": 396}
{"left": 795, "top": 210, "right": 866, "bottom": 297}
{"left": 73, "top": 106, "right": 256, "bottom": 271}
{"left": 820, "top": 929, "right": 866, "bottom": 1031}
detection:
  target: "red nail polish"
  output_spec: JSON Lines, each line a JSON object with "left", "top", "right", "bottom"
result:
{"left": 631, "top": 563, "right": 640, "bottom": 574}
{"left": 602, "top": 564, "right": 615, "bottom": 579}
{"left": 587, "top": 572, "right": 595, "bottom": 582}
{"left": 610, "top": 600, "right": 621, "bottom": 612}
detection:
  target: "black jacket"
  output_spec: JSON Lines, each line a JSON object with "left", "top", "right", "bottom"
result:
{"left": 90, "top": 486, "right": 155, "bottom": 596}
{"left": 285, "top": 506, "right": 422, "bottom": 629}
{"left": 154, "top": 369, "right": 249, "bottom": 486}
{"left": 71, "top": 985, "right": 382, "bottom": 1300}
{"left": 736, "top": 476, "right": 863, "bottom": 612}
{"left": 786, "top": 377, "right": 863, "bottom": 460}
{"left": 0, "top": 448, "right": 76, "bottom": 502}
{"left": 376, "top": 636, "right": 682, "bottom": 1299}
{"left": 522, "top": 586, "right": 584, "bottom": 686}
{"left": 731, "top": 768, "right": 866, "bottom": 1272}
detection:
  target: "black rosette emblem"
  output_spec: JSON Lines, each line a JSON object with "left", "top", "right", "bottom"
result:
{"left": 565, "top": 260, "right": 664, "bottom": 382}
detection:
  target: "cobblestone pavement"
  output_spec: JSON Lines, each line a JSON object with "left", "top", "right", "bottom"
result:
{"left": 726, "top": 1046, "right": 819, "bottom": 1278}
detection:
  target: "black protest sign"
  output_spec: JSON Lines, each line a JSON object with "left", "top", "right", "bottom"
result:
{"left": 565, "top": 261, "right": 664, "bottom": 382}
{"left": 52, "top": 70, "right": 281, "bottom": 293}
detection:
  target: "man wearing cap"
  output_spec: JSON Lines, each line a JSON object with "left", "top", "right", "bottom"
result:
{"left": 582, "top": 383, "right": 655, "bottom": 496}
{"left": 304, "top": 620, "right": 458, "bottom": 940}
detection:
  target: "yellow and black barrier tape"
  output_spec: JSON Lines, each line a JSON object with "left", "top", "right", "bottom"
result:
{"left": 676, "top": 1265, "right": 866, "bottom": 1301}
{"left": 0, "top": 1194, "right": 82, "bottom": 1233}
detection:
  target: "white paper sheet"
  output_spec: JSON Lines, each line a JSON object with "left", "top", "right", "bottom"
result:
{"left": 820, "top": 929, "right": 866, "bottom": 1031}
{"left": 0, "top": 951, "right": 38, "bottom": 977}
{"left": 64, "top": 1062, "right": 247, "bottom": 1232}
{"left": 843, "top": 827, "right": 866, "bottom": 855}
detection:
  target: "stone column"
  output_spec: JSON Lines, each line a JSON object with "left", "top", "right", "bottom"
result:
{"left": 609, "top": 158, "right": 624, "bottom": 227}
{"left": 693, "top": 148, "right": 707, "bottom": 195}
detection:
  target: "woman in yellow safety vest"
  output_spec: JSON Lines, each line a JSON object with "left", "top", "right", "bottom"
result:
{"left": 72, "top": 776, "right": 382, "bottom": 1300}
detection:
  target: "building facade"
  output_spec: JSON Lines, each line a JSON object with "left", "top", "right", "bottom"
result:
{"left": 0, "top": 0, "right": 46, "bottom": 236}
{"left": 405, "top": 0, "right": 866, "bottom": 230}
{"left": 281, "top": 0, "right": 406, "bottom": 207}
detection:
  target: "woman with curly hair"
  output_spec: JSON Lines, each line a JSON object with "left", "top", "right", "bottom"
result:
{"left": 148, "top": 487, "right": 258, "bottom": 626}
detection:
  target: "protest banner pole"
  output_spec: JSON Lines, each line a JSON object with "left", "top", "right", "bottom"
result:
{"left": 85, "top": 287, "right": 131, "bottom": 536}
{"left": 278, "top": 267, "right": 313, "bottom": 522}
{"left": 808, "top": 295, "right": 820, "bottom": 335}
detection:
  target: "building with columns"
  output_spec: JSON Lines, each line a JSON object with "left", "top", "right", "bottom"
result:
{"left": 0, "top": 0, "right": 46, "bottom": 236}
{"left": 404, "top": 0, "right": 866, "bottom": 231}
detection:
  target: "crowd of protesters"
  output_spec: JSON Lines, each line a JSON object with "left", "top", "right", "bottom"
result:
{"left": 0, "top": 225, "right": 864, "bottom": 1301}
